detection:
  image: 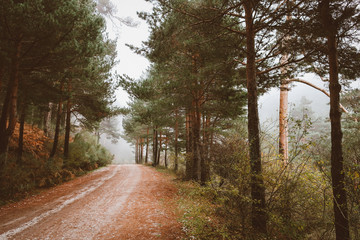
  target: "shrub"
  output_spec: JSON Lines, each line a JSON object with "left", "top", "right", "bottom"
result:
{"left": 64, "top": 131, "right": 113, "bottom": 171}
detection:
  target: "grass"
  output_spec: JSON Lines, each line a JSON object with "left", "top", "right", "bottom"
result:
{"left": 153, "top": 166, "right": 229, "bottom": 240}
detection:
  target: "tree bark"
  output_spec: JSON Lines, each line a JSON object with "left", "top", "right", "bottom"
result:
{"left": 320, "top": 1, "right": 350, "bottom": 239}
{"left": 145, "top": 128, "right": 149, "bottom": 164}
{"left": 50, "top": 82, "right": 64, "bottom": 158}
{"left": 185, "top": 110, "right": 193, "bottom": 179}
{"left": 44, "top": 102, "right": 53, "bottom": 137}
{"left": 0, "top": 65, "right": 4, "bottom": 92}
{"left": 140, "top": 138, "right": 144, "bottom": 164}
{"left": 244, "top": 1, "right": 267, "bottom": 234}
{"left": 157, "top": 131, "right": 162, "bottom": 166}
{"left": 17, "top": 105, "right": 27, "bottom": 164}
{"left": 0, "top": 40, "right": 22, "bottom": 159}
{"left": 0, "top": 81, "right": 12, "bottom": 158}
{"left": 186, "top": 110, "right": 192, "bottom": 153}
{"left": 135, "top": 138, "right": 139, "bottom": 164}
{"left": 164, "top": 137, "right": 168, "bottom": 168}
{"left": 279, "top": 58, "right": 289, "bottom": 164}
{"left": 64, "top": 80, "right": 72, "bottom": 159}
{"left": 201, "top": 115, "right": 210, "bottom": 185}
{"left": 191, "top": 99, "right": 201, "bottom": 181}
{"left": 152, "top": 127, "right": 158, "bottom": 166}
{"left": 174, "top": 109, "right": 179, "bottom": 171}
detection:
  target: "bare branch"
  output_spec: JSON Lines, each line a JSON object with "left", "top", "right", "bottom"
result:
{"left": 287, "top": 78, "right": 348, "bottom": 113}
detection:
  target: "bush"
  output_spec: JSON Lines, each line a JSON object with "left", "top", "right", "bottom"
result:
{"left": 194, "top": 119, "right": 336, "bottom": 239}
{"left": 0, "top": 130, "right": 114, "bottom": 205}
{"left": 64, "top": 131, "right": 113, "bottom": 171}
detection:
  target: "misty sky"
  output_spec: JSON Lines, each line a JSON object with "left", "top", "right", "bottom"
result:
{"left": 101, "top": 1, "right": 360, "bottom": 164}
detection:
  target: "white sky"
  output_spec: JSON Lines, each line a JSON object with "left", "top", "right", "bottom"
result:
{"left": 101, "top": 0, "right": 153, "bottom": 164}
{"left": 102, "top": 0, "right": 360, "bottom": 164}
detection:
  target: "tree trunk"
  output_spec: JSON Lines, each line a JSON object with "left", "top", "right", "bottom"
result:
{"left": 60, "top": 103, "right": 66, "bottom": 131}
{"left": 164, "top": 138, "right": 168, "bottom": 168}
{"left": 186, "top": 110, "right": 191, "bottom": 153}
{"left": 96, "top": 130, "right": 100, "bottom": 144}
{"left": 174, "top": 109, "right": 179, "bottom": 171}
{"left": 0, "top": 40, "right": 22, "bottom": 159}
{"left": 140, "top": 138, "right": 144, "bottom": 164}
{"left": 279, "top": 11, "right": 292, "bottom": 165}
{"left": 279, "top": 61, "right": 289, "bottom": 164}
{"left": 64, "top": 80, "right": 72, "bottom": 159}
{"left": 152, "top": 128, "right": 158, "bottom": 166}
{"left": 145, "top": 128, "right": 149, "bottom": 164}
{"left": 192, "top": 99, "right": 201, "bottom": 181}
{"left": 244, "top": 1, "right": 267, "bottom": 234}
{"left": 138, "top": 138, "right": 141, "bottom": 164}
{"left": 17, "top": 105, "right": 27, "bottom": 164}
{"left": 44, "top": 102, "right": 53, "bottom": 137}
{"left": 0, "top": 65, "right": 4, "bottom": 92}
{"left": 135, "top": 138, "right": 139, "bottom": 164}
{"left": 157, "top": 131, "right": 162, "bottom": 166}
{"left": 320, "top": 1, "right": 350, "bottom": 239}
{"left": 50, "top": 82, "right": 64, "bottom": 158}
{"left": 185, "top": 110, "right": 193, "bottom": 179}
{"left": 0, "top": 82, "right": 12, "bottom": 158}
{"left": 201, "top": 115, "right": 210, "bottom": 185}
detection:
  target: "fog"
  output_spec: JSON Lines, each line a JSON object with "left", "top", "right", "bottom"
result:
{"left": 98, "top": 0, "right": 152, "bottom": 164}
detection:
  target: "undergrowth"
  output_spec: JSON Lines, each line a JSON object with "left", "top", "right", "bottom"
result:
{"left": 0, "top": 130, "right": 113, "bottom": 206}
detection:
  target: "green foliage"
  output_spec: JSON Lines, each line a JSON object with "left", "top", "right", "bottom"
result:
{"left": 64, "top": 131, "right": 113, "bottom": 171}
{"left": 341, "top": 89, "right": 360, "bottom": 239}
{"left": 170, "top": 118, "right": 339, "bottom": 239}
{"left": 177, "top": 181, "right": 231, "bottom": 240}
{"left": 0, "top": 158, "right": 37, "bottom": 205}
{"left": 0, "top": 130, "right": 113, "bottom": 205}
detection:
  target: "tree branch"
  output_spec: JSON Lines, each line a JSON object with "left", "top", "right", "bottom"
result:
{"left": 287, "top": 78, "right": 348, "bottom": 113}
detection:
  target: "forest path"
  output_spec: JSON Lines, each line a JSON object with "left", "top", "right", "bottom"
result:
{"left": 0, "top": 165, "right": 183, "bottom": 240}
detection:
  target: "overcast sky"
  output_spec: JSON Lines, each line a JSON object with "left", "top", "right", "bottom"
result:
{"left": 102, "top": 0, "right": 359, "bottom": 164}
{"left": 100, "top": 0, "right": 152, "bottom": 164}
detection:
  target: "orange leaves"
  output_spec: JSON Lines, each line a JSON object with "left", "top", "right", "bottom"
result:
{"left": 10, "top": 123, "right": 50, "bottom": 159}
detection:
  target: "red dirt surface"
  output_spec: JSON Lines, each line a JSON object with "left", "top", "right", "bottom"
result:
{"left": 0, "top": 165, "right": 184, "bottom": 240}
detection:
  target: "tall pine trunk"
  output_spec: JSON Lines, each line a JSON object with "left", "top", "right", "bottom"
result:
{"left": 50, "top": 82, "right": 64, "bottom": 158}
{"left": 185, "top": 110, "right": 193, "bottom": 179}
{"left": 44, "top": 103, "right": 53, "bottom": 137}
{"left": 174, "top": 109, "right": 179, "bottom": 171}
{"left": 145, "top": 127, "right": 149, "bottom": 164}
{"left": 64, "top": 80, "right": 72, "bottom": 159}
{"left": 157, "top": 131, "right": 162, "bottom": 166}
{"left": 152, "top": 127, "right": 158, "bottom": 166}
{"left": 0, "top": 40, "right": 22, "bottom": 159}
{"left": 244, "top": 1, "right": 267, "bottom": 234}
{"left": 279, "top": 61, "right": 289, "bottom": 164}
{"left": 279, "top": 11, "right": 291, "bottom": 165}
{"left": 140, "top": 138, "right": 144, "bottom": 164}
{"left": 320, "top": 1, "right": 350, "bottom": 239}
{"left": 0, "top": 65, "right": 4, "bottom": 92}
{"left": 191, "top": 99, "right": 201, "bottom": 181}
{"left": 135, "top": 138, "right": 139, "bottom": 164}
{"left": 17, "top": 105, "right": 27, "bottom": 164}
{"left": 201, "top": 115, "right": 210, "bottom": 185}
{"left": 164, "top": 138, "right": 168, "bottom": 168}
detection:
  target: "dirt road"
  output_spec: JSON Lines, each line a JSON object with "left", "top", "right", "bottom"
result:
{"left": 0, "top": 165, "right": 184, "bottom": 240}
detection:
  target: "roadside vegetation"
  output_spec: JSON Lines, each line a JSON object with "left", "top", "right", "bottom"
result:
{"left": 156, "top": 107, "right": 359, "bottom": 239}
{"left": 0, "top": 127, "right": 113, "bottom": 205}
{"left": 122, "top": 1, "right": 360, "bottom": 239}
